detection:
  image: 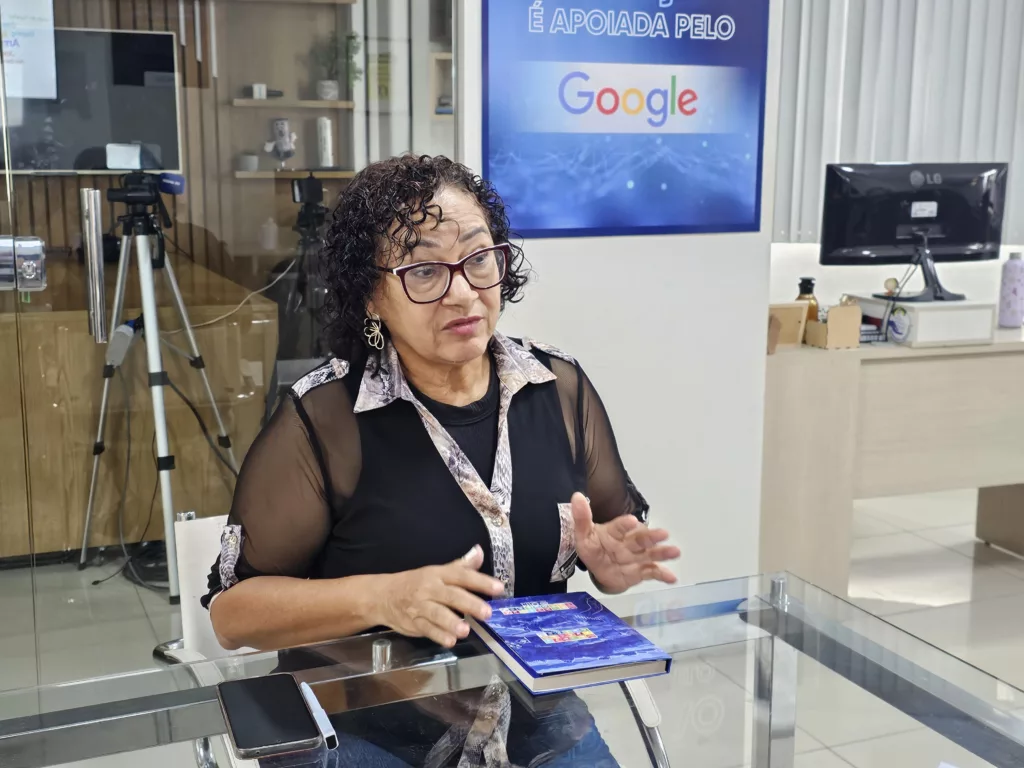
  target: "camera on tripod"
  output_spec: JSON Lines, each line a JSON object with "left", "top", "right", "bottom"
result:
{"left": 292, "top": 173, "right": 328, "bottom": 237}
{"left": 107, "top": 172, "right": 163, "bottom": 206}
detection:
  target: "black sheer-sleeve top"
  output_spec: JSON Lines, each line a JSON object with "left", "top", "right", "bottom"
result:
{"left": 202, "top": 333, "right": 648, "bottom": 606}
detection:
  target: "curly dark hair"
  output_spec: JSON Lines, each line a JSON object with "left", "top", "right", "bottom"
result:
{"left": 320, "top": 154, "right": 528, "bottom": 360}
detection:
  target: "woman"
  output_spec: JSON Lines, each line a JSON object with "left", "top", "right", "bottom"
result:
{"left": 204, "top": 155, "right": 680, "bottom": 766}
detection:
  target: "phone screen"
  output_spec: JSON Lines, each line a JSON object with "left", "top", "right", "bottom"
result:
{"left": 218, "top": 674, "right": 320, "bottom": 754}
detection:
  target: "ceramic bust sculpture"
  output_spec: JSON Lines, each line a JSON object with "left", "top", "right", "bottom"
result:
{"left": 264, "top": 118, "right": 297, "bottom": 169}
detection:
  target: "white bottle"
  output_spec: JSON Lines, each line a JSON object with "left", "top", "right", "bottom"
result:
{"left": 999, "top": 252, "right": 1024, "bottom": 328}
{"left": 317, "top": 116, "right": 334, "bottom": 168}
{"left": 260, "top": 218, "right": 279, "bottom": 252}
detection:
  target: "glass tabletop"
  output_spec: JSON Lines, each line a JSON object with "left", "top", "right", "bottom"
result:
{"left": 3, "top": 574, "right": 1024, "bottom": 768}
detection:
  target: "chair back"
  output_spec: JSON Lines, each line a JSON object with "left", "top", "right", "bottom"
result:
{"left": 175, "top": 514, "right": 255, "bottom": 659}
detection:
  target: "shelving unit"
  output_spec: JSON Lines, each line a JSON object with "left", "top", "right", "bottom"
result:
{"left": 430, "top": 51, "right": 453, "bottom": 120}
{"left": 217, "top": 0, "right": 363, "bottom": 260}
{"left": 234, "top": 169, "right": 356, "bottom": 179}
{"left": 231, "top": 0, "right": 356, "bottom": 5}
{"left": 232, "top": 98, "right": 354, "bottom": 109}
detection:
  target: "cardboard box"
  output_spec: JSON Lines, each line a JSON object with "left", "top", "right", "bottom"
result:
{"left": 805, "top": 305, "right": 861, "bottom": 350}
{"left": 768, "top": 302, "right": 809, "bottom": 352}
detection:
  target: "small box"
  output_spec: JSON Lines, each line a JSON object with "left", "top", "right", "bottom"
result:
{"left": 855, "top": 295, "right": 995, "bottom": 348}
{"left": 805, "top": 305, "right": 861, "bottom": 350}
{"left": 767, "top": 302, "right": 809, "bottom": 353}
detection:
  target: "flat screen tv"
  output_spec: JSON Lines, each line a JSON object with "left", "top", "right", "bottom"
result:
{"left": 3, "top": 28, "right": 181, "bottom": 173}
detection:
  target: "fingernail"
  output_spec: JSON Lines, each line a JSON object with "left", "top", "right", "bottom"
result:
{"left": 492, "top": 580, "right": 505, "bottom": 594}
{"left": 458, "top": 621, "right": 469, "bottom": 636}
{"left": 462, "top": 544, "right": 481, "bottom": 561}
{"left": 482, "top": 606, "right": 492, "bottom": 620}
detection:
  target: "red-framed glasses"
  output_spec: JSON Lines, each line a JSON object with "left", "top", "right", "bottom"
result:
{"left": 377, "top": 244, "right": 510, "bottom": 304}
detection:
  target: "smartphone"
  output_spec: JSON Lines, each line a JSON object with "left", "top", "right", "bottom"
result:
{"left": 217, "top": 673, "right": 323, "bottom": 760}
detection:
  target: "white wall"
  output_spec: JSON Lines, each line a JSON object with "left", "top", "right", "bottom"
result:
{"left": 770, "top": 243, "right": 1024, "bottom": 306}
{"left": 456, "top": 0, "right": 783, "bottom": 586}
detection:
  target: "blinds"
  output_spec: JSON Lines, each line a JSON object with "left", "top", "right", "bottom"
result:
{"left": 773, "top": 0, "right": 1024, "bottom": 244}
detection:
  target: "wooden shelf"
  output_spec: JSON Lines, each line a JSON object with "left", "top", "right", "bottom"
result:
{"left": 235, "top": 170, "right": 356, "bottom": 180}
{"left": 230, "top": 0, "right": 356, "bottom": 5}
{"left": 232, "top": 99, "right": 354, "bottom": 109}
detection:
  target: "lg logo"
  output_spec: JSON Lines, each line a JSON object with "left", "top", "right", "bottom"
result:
{"left": 910, "top": 170, "right": 942, "bottom": 187}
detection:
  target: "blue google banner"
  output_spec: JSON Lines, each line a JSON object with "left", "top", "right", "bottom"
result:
{"left": 482, "top": 0, "right": 771, "bottom": 238}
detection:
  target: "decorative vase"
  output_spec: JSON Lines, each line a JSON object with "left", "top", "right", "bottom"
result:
{"left": 316, "top": 80, "right": 340, "bottom": 100}
{"left": 237, "top": 153, "right": 259, "bottom": 172}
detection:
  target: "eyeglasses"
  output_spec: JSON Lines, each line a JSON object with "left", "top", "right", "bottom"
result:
{"left": 378, "top": 244, "right": 510, "bottom": 304}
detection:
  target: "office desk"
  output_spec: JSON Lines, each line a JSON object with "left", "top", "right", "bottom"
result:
{"left": 761, "top": 330, "right": 1024, "bottom": 595}
{"left": 6, "top": 575, "right": 1024, "bottom": 768}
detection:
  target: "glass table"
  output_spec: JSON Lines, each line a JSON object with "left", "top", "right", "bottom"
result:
{"left": 3, "top": 574, "right": 1024, "bottom": 768}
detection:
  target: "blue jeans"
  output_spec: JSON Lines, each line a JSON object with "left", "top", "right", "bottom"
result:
{"left": 332, "top": 725, "right": 619, "bottom": 767}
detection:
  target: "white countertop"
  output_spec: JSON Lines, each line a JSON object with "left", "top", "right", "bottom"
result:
{"left": 774, "top": 327, "right": 1024, "bottom": 361}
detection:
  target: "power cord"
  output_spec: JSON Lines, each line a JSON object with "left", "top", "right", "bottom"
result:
{"left": 161, "top": 235, "right": 297, "bottom": 335}
{"left": 91, "top": 373, "right": 162, "bottom": 591}
{"left": 880, "top": 254, "right": 922, "bottom": 341}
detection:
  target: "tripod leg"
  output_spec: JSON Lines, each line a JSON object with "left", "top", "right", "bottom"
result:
{"left": 80, "top": 373, "right": 114, "bottom": 569}
{"left": 160, "top": 256, "right": 239, "bottom": 472}
{"left": 79, "top": 236, "right": 133, "bottom": 569}
{"left": 135, "top": 235, "right": 180, "bottom": 602}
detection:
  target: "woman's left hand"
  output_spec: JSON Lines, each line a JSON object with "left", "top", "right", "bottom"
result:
{"left": 572, "top": 492, "right": 680, "bottom": 594}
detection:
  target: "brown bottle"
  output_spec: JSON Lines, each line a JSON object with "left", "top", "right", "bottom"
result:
{"left": 796, "top": 277, "right": 819, "bottom": 325}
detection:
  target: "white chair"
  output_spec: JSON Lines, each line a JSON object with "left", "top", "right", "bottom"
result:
{"left": 165, "top": 513, "right": 257, "bottom": 768}
{"left": 172, "top": 513, "right": 257, "bottom": 662}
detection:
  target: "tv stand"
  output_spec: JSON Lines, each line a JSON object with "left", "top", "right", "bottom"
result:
{"left": 873, "top": 242, "right": 965, "bottom": 303}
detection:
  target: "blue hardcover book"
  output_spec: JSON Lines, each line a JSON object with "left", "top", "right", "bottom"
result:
{"left": 468, "top": 592, "right": 672, "bottom": 694}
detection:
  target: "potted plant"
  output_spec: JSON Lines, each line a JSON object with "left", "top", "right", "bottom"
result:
{"left": 309, "top": 31, "right": 363, "bottom": 101}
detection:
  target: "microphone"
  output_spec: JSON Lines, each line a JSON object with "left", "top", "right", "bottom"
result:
{"left": 158, "top": 173, "right": 186, "bottom": 196}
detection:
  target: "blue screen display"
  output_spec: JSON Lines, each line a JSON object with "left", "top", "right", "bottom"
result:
{"left": 483, "top": 0, "right": 771, "bottom": 238}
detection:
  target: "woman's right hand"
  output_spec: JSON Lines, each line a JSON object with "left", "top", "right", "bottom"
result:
{"left": 375, "top": 544, "right": 505, "bottom": 648}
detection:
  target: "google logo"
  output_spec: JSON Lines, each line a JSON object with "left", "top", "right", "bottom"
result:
{"left": 557, "top": 71, "right": 698, "bottom": 128}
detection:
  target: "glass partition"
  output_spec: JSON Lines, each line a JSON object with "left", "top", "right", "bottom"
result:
{"left": 0, "top": 0, "right": 454, "bottom": 690}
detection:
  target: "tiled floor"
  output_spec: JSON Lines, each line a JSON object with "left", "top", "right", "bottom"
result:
{"left": 0, "top": 559, "right": 181, "bottom": 691}
{"left": 4, "top": 489, "right": 1024, "bottom": 767}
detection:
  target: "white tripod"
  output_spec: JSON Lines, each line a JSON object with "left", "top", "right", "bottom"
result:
{"left": 79, "top": 187, "right": 238, "bottom": 602}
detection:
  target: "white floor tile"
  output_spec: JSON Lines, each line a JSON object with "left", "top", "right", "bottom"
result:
{"left": 886, "top": 592, "right": 1024, "bottom": 692}
{"left": 795, "top": 750, "right": 855, "bottom": 768}
{"left": 851, "top": 511, "right": 903, "bottom": 540}
{"left": 791, "top": 655, "right": 922, "bottom": 748}
{"left": 581, "top": 653, "right": 753, "bottom": 768}
{"left": 0, "top": 633, "right": 37, "bottom": 692}
{"left": 37, "top": 616, "right": 160, "bottom": 685}
{"left": 834, "top": 727, "right": 997, "bottom": 768}
{"left": 847, "top": 533, "right": 1024, "bottom": 616}
{"left": 854, "top": 490, "right": 978, "bottom": 532}
{"left": 917, "top": 525, "right": 1024, "bottom": 579}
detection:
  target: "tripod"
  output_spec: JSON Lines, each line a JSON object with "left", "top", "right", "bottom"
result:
{"left": 265, "top": 192, "right": 330, "bottom": 423}
{"left": 79, "top": 199, "right": 238, "bottom": 602}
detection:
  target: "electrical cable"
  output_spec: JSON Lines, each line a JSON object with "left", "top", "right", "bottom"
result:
{"left": 122, "top": 436, "right": 164, "bottom": 593}
{"left": 880, "top": 252, "right": 922, "bottom": 341}
{"left": 90, "top": 372, "right": 161, "bottom": 591}
{"left": 161, "top": 255, "right": 297, "bottom": 335}
{"left": 166, "top": 375, "right": 240, "bottom": 480}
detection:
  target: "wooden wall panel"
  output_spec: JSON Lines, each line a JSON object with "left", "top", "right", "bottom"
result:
{"left": 8, "top": 0, "right": 211, "bottom": 276}
{"left": 10, "top": 0, "right": 356, "bottom": 285}
{"left": 16, "top": 259, "right": 277, "bottom": 556}
{"left": 0, "top": 314, "right": 31, "bottom": 559}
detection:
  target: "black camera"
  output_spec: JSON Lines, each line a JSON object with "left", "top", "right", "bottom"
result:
{"left": 107, "top": 173, "right": 161, "bottom": 206}
{"left": 291, "top": 174, "right": 324, "bottom": 206}
{"left": 292, "top": 174, "right": 328, "bottom": 237}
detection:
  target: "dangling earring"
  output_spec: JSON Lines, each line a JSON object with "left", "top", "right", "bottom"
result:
{"left": 364, "top": 312, "right": 384, "bottom": 350}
